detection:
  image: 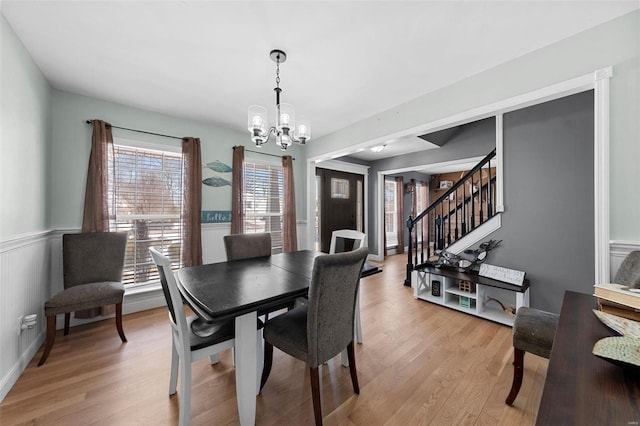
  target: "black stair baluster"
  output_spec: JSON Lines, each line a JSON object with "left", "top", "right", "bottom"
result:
{"left": 471, "top": 172, "right": 476, "bottom": 230}
{"left": 487, "top": 159, "right": 493, "bottom": 218}
{"left": 447, "top": 196, "right": 451, "bottom": 246}
{"left": 462, "top": 182, "right": 466, "bottom": 236}
{"left": 454, "top": 189, "right": 459, "bottom": 241}
{"left": 479, "top": 169, "right": 484, "bottom": 225}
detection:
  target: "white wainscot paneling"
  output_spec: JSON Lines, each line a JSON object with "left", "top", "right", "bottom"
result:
{"left": 610, "top": 240, "right": 640, "bottom": 281}
{"left": 0, "top": 232, "right": 51, "bottom": 402}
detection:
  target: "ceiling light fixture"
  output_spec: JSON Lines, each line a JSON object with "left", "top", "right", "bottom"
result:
{"left": 248, "top": 49, "right": 311, "bottom": 151}
{"left": 370, "top": 145, "right": 386, "bottom": 153}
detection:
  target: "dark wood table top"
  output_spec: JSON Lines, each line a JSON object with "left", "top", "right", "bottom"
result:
{"left": 536, "top": 291, "right": 640, "bottom": 425}
{"left": 177, "top": 250, "right": 320, "bottom": 322}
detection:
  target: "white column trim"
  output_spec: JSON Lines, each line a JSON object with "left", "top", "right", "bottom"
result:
{"left": 495, "top": 113, "right": 505, "bottom": 212}
{"left": 594, "top": 67, "right": 612, "bottom": 284}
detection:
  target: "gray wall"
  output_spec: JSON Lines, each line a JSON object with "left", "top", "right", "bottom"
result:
{"left": 488, "top": 91, "right": 594, "bottom": 313}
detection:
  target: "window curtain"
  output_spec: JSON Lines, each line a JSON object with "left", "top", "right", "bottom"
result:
{"left": 420, "top": 180, "right": 429, "bottom": 251}
{"left": 230, "top": 146, "right": 245, "bottom": 234}
{"left": 282, "top": 155, "right": 297, "bottom": 252}
{"left": 181, "top": 137, "right": 203, "bottom": 267}
{"left": 395, "top": 176, "right": 405, "bottom": 254}
{"left": 77, "top": 119, "right": 115, "bottom": 319}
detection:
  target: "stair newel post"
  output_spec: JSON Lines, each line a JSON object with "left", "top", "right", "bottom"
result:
{"left": 405, "top": 216, "right": 414, "bottom": 287}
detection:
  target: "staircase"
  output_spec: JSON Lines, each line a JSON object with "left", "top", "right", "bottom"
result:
{"left": 404, "top": 149, "right": 497, "bottom": 286}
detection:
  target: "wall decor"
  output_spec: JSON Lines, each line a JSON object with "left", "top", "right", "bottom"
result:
{"left": 202, "top": 160, "right": 232, "bottom": 188}
{"left": 201, "top": 210, "right": 232, "bottom": 223}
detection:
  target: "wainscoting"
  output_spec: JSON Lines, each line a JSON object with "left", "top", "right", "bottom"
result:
{"left": 0, "top": 228, "right": 631, "bottom": 402}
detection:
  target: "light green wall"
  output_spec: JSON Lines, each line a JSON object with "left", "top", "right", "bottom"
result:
{"left": 0, "top": 14, "right": 52, "bottom": 239}
{"left": 50, "top": 90, "right": 307, "bottom": 229}
{"left": 311, "top": 11, "right": 640, "bottom": 242}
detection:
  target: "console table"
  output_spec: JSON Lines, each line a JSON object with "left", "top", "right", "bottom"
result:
{"left": 413, "top": 265, "right": 530, "bottom": 326}
{"left": 536, "top": 291, "right": 640, "bottom": 424}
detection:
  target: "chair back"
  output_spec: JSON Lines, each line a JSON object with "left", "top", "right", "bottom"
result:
{"left": 307, "top": 247, "right": 368, "bottom": 367}
{"left": 63, "top": 232, "right": 128, "bottom": 289}
{"left": 615, "top": 250, "right": 640, "bottom": 288}
{"left": 329, "top": 229, "right": 366, "bottom": 254}
{"left": 149, "top": 248, "right": 189, "bottom": 341}
{"left": 224, "top": 233, "right": 272, "bottom": 261}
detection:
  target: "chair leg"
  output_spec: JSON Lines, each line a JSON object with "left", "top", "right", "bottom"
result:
{"left": 310, "top": 366, "right": 323, "bottom": 426}
{"left": 505, "top": 347, "right": 525, "bottom": 406}
{"left": 38, "top": 315, "right": 57, "bottom": 367}
{"left": 179, "top": 353, "right": 192, "bottom": 426}
{"left": 169, "top": 340, "right": 179, "bottom": 395}
{"left": 64, "top": 313, "right": 70, "bottom": 335}
{"left": 115, "top": 303, "right": 127, "bottom": 342}
{"left": 346, "top": 341, "right": 360, "bottom": 394}
{"left": 260, "top": 341, "right": 273, "bottom": 391}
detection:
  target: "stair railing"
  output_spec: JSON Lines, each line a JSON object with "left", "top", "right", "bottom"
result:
{"left": 404, "top": 149, "right": 496, "bottom": 286}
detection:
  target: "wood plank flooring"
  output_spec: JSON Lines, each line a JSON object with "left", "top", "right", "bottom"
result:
{"left": 0, "top": 254, "right": 545, "bottom": 425}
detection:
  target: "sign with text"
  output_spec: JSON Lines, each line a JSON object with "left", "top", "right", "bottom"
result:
{"left": 479, "top": 263, "right": 526, "bottom": 286}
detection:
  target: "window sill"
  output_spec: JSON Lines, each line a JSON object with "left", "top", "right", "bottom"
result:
{"left": 125, "top": 282, "right": 162, "bottom": 296}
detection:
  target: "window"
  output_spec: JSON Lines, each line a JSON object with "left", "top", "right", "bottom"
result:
{"left": 384, "top": 179, "right": 398, "bottom": 248}
{"left": 110, "top": 142, "right": 183, "bottom": 287}
{"left": 243, "top": 160, "right": 283, "bottom": 253}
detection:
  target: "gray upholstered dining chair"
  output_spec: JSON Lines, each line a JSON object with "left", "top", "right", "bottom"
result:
{"left": 150, "top": 247, "right": 263, "bottom": 426}
{"left": 260, "top": 247, "right": 369, "bottom": 426}
{"left": 39, "top": 232, "right": 128, "bottom": 366}
{"left": 329, "top": 229, "right": 367, "bottom": 345}
{"left": 223, "top": 232, "right": 272, "bottom": 261}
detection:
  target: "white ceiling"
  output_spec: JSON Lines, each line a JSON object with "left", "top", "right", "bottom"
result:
{"left": 2, "top": 1, "right": 638, "bottom": 160}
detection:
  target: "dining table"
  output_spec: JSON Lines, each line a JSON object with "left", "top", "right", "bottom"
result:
{"left": 176, "top": 250, "right": 380, "bottom": 426}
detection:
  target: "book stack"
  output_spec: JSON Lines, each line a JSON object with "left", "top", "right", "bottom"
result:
{"left": 593, "top": 283, "right": 640, "bottom": 321}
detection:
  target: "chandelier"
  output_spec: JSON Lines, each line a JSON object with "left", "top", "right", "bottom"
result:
{"left": 248, "top": 49, "right": 311, "bottom": 150}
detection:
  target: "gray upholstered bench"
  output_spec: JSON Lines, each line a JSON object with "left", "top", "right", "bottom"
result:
{"left": 505, "top": 306, "right": 559, "bottom": 405}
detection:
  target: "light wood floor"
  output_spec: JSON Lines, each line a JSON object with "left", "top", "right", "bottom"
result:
{"left": 0, "top": 254, "right": 546, "bottom": 425}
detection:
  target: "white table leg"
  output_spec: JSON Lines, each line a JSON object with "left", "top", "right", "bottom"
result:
{"left": 235, "top": 311, "right": 258, "bottom": 426}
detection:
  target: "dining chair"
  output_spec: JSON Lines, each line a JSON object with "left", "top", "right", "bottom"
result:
{"left": 39, "top": 232, "right": 128, "bottom": 366}
{"left": 330, "top": 229, "right": 367, "bottom": 367}
{"left": 150, "top": 247, "right": 263, "bottom": 426}
{"left": 223, "top": 232, "right": 272, "bottom": 261}
{"left": 224, "top": 232, "right": 293, "bottom": 321}
{"left": 260, "top": 247, "right": 369, "bottom": 425}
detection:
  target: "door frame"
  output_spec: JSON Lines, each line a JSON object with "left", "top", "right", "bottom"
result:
{"left": 306, "top": 159, "right": 369, "bottom": 255}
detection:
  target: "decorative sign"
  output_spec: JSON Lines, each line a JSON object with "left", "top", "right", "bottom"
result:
{"left": 201, "top": 210, "right": 232, "bottom": 223}
{"left": 479, "top": 263, "right": 526, "bottom": 286}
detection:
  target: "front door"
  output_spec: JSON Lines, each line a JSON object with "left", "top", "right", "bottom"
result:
{"left": 316, "top": 168, "right": 364, "bottom": 253}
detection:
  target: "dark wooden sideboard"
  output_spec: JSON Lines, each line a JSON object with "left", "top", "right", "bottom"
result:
{"left": 536, "top": 291, "right": 640, "bottom": 425}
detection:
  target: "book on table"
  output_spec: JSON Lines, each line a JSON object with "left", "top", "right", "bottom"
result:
{"left": 593, "top": 283, "right": 640, "bottom": 310}
{"left": 598, "top": 299, "right": 640, "bottom": 322}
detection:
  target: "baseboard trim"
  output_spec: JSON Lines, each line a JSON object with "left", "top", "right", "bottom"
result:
{"left": 0, "top": 329, "right": 45, "bottom": 402}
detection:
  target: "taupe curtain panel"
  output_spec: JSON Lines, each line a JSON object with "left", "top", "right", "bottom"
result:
{"left": 78, "top": 119, "right": 115, "bottom": 319}
{"left": 82, "top": 119, "right": 113, "bottom": 233}
{"left": 282, "top": 155, "right": 297, "bottom": 252}
{"left": 395, "top": 176, "right": 405, "bottom": 254}
{"left": 182, "top": 137, "right": 203, "bottom": 267}
{"left": 230, "top": 145, "right": 245, "bottom": 235}
{"left": 420, "top": 180, "right": 429, "bottom": 249}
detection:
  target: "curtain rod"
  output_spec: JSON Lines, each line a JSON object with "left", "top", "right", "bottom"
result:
{"left": 85, "top": 120, "right": 183, "bottom": 140}
{"left": 246, "top": 149, "right": 295, "bottom": 161}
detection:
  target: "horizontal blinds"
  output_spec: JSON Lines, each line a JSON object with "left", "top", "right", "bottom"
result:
{"left": 112, "top": 144, "right": 183, "bottom": 286}
{"left": 243, "top": 161, "right": 284, "bottom": 254}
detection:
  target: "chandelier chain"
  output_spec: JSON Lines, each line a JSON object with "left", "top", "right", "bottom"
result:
{"left": 275, "top": 60, "right": 280, "bottom": 89}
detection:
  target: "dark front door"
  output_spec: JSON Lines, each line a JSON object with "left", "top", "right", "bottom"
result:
{"left": 316, "top": 168, "right": 364, "bottom": 253}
